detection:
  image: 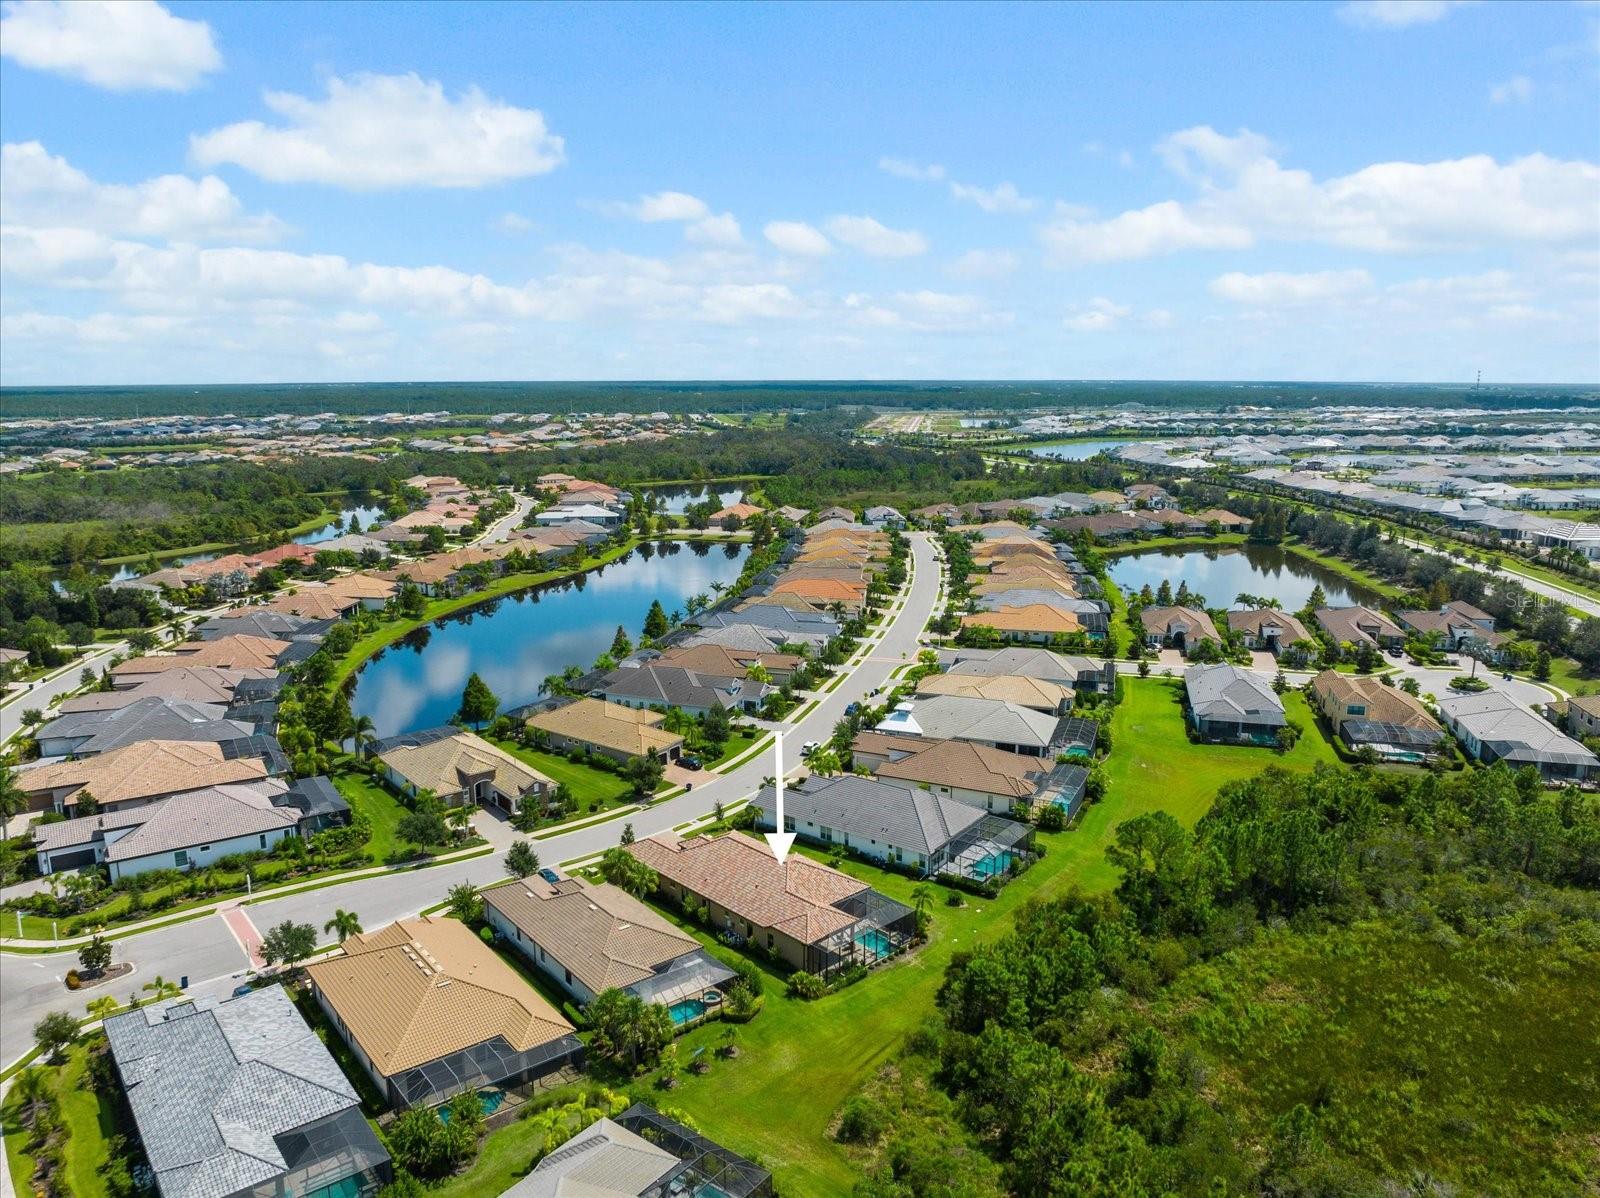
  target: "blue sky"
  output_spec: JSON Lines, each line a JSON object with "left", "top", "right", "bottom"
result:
{"left": 2, "top": 0, "right": 1596, "bottom": 386}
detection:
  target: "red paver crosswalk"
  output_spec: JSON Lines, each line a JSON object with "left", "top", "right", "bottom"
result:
{"left": 220, "top": 906, "right": 265, "bottom": 970}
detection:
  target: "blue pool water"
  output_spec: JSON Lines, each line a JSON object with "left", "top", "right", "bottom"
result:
{"left": 437, "top": 1089, "right": 504, "bottom": 1122}
{"left": 971, "top": 852, "right": 1013, "bottom": 880}
{"left": 855, "top": 929, "right": 892, "bottom": 958}
{"left": 668, "top": 998, "right": 707, "bottom": 1025}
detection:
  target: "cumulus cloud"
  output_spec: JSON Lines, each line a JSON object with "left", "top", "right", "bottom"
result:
{"left": 879, "top": 157, "right": 945, "bottom": 181}
{"left": 0, "top": 0, "right": 219, "bottom": 91}
{"left": 949, "top": 180, "right": 1036, "bottom": 214}
{"left": 1489, "top": 75, "right": 1533, "bottom": 104}
{"left": 947, "top": 249, "right": 1020, "bottom": 279}
{"left": 1337, "top": 1, "right": 1471, "bottom": 29}
{"left": 2, "top": 141, "right": 283, "bottom": 242}
{"left": 610, "top": 190, "right": 710, "bottom": 222}
{"left": 843, "top": 289, "right": 1010, "bottom": 332}
{"left": 1043, "top": 124, "right": 1599, "bottom": 265}
{"left": 826, "top": 215, "right": 928, "bottom": 258}
{"left": 1209, "top": 269, "right": 1375, "bottom": 305}
{"left": 686, "top": 212, "right": 743, "bottom": 247}
{"left": 190, "top": 73, "right": 565, "bottom": 189}
{"left": 494, "top": 211, "right": 534, "bottom": 235}
{"left": 1063, "top": 297, "right": 1132, "bottom": 332}
{"left": 763, "top": 220, "right": 832, "bottom": 257}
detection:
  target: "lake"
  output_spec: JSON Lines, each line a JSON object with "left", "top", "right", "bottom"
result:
{"left": 350, "top": 539, "right": 751, "bottom": 737}
{"left": 644, "top": 484, "right": 745, "bottom": 514}
{"left": 1024, "top": 439, "right": 1135, "bottom": 460}
{"left": 293, "top": 502, "right": 388, "bottom": 544}
{"left": 1108, "top": 544, "right": 1383, "bottom": 611}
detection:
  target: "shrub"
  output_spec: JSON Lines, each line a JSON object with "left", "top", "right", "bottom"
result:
{"left": 786, "top": 971, "right": 826, "bottom": 1000}
{"left": 64, "top": 969, "right": 81, "bottom": 990}
{"left": 836, "top": 1094, "right": 889, "bottom": 1143}
{"left": 1036, "top": 803, "right": 1067, "bottom": 832}
{"left": 478, "top": 925, "right": 495, "bottom": 944}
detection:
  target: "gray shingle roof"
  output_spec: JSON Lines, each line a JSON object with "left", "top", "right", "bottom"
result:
{"left": 753, "top": 774, "right": 986, "bottom": 855}
{"left": 876, "top": 695, "right": 1064, "bottom": 750}
{"left": 36, "top": 697, "right": 253, "bottom": 755}
{"left": 104, "top": 986, "right": 376, "bottom": 1198}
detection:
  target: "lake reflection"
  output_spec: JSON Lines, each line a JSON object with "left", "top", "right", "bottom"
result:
{"left": 350, "top": 540, "right": 750, "bottom": 737}
{"left": 1108, "top": 544, "right": 1382, "bottom": 611}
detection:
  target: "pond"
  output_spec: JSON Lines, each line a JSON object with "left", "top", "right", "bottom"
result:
{"left": 1107, "top": 544, "right": 1383, "bottom": 611}
{"left": 643, "top": 484, "right": 745, "bottom": 514}
{"left": 1023, "top": 439, "right": 1136, "bottom": 460}
{"left": 293, "top": 502, "right": 389, "bottom": 545}
{"left": 350, "top": 539, "right": 751, "bottom": 737}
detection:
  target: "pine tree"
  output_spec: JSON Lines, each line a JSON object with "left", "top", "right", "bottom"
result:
{"left": 643, "top": 600, "right": 670, "bottom": 639}
{"left": 610, "top": 625, "right": 633, "bottom": 658}
{"left": 457, "top": 673, "right": 499, "bottom": 728}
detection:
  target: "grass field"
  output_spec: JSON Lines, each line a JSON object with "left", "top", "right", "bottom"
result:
{"left": 1, "top": 1040, "right": 118, "bottom": 1198}
{"left": 486, "top": 738, "right": 635, "bottom": 809}
{"left": 331, "top": 768, "right": 417, "bottom": 862}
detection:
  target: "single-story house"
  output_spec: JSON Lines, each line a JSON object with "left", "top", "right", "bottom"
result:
{"left": 498, "top": 1104, "right": 773, "bottom": 1198}
{"left": 1124, "top": 484, "right": 1171, "bottom": 508}
{"left": 1315, "top": 606, "right": 1405, "bottom": 650}
{"left": 192, "top": 610, "right": 331, "bottom": 643}
{"left": 105, "top": 987, "right": 391, "bottom": 1198}
{"left": 1309, "top": 670, "right": 1444, "bottom": 759}
{"left": 589, "top": 663, "right": 765, "bottom": 717}
{"left": 866, "top": 735, "right": 1089, "bottom": 817}
{"left": 109, "top": 635, "right": 291, "bottom": 686}
{"left": 525, "top": 697, "right": 684, "bottom": 763}
{"left": 535, "top": 503, "right": 622, "bottom": 527}
{"left": 16, "top": 739, "right": 270, "bottom": 815}
{"left": 959, "top": 604, "right": 1083, "bottom": 644}
{"left": 1140, "top": 606, "right": 1223, "bottom": 654}
{"left": 1192, "top": 508, "right": 1253, "bottom": 531}
{"left": 943, "top": 647, "right": 1117, "bottom": 693}
{"left": 1226, "top": 609, "right": 1313, "bottom": 655}
{"left": 34, "top": 696, "right": 254, "bottom": 759}
{"left": 914, "top": 672, "right": 1075, "bottom": 714}
{"left": 863, "top": 506, "right": 905, "bottom": 529}
{"left": 484, "top": 874, "right": 734, "bottom": 1010}
{"left": 652, "top": 642, "right": 803, "bottom": 684}
{"left": 371, "top": 726, "right": 553, "bottom": 813}
{"left": 305, "top": 916, "right": 584, "bottom": 1110}
{"left": 874, "top": 695, "right": 1067, "bottom": 757}
{"left": 1395, "top": 600, "right": 1509, "bottom": 661}
{"left": 1436, "top": 691, "right": 1600, "bottom": 783}
{"left": 1184, "top": 663, "right": 1287, "bottom": 745}
{"left": 625, "top": 831, "right": 915, "bottom": 978}
{"left": 53, "top": 666, "right": 272, "bottom": 714}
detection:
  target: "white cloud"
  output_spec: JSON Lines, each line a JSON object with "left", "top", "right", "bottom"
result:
{"left": 879, "top": 157, "right": 945, "bottom": 182}
{"left": 763, "top": 220, "right": 832, "bottom": 257}
{"left": 612, "top": 190, "right": 710, "bottom": 222}
{"left": 686, "top": 212, "right": 743, "bottom": 247}
{"left": 190, "top": 73, "right": 565, "bottom": 190}
{"left": 1337, "top": 1, "right": 1471, "bottom": 30}
{"left": 949, "top": 180, "right": 1036, "bottom": 214}
{"left": 843, "top": 289, "right": 1009, "bottom": 332}
{"left": 1209, "top": 269, "right": 1375, "bottom": 305}
{"left": 0, "top": 0, "right": 219, "bottom": 91}
{"left": 1043, "top": 125, "right": 1599, "bottom": 264}
{"left": 826, "top": 215, "right": 928, "bottom": 258}
{"left": 1063, "top": 297, "right": 1132, "bottom": 332}
{"left": 1489, "top": 75, "right": 1533, "bottom": 104}
{"left": 494, "top": 211, "right": 534, "bottom": 235}
{"left": 947, "top": 249, "right": 1019, "bottom": 279}
{"left": 2, "top": 141, "right": 283, "bottom": 243}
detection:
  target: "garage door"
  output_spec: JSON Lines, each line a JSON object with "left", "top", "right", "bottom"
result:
{"left": 46, "top": 848, "right": 97, "bottom": 873}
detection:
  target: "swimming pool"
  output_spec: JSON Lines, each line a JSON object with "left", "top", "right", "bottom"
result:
{"left": 437, "top": 1088, "right": 504, "bottom": 1122}
{"left": 970, "top": 852, "right": 1013, "bottom": 880}
{"left": 855, "top": 928, "right": 892, "bottom": 959}
{"left": 668, "top": 998, "right": 707, "bottom": 1025}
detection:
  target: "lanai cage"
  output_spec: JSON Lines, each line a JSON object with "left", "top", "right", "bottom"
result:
{"left": 624, "top": 1103, "right": 776, "bottom": 1198}
{"left": 1340, "top": 719, "right": 1445, "bottom": 763}
{"left": 250, "top": 1107, "right": 392, "bottom": 1198}
{"left": 940, "top": 814, "right": 1036, "bottom": 885}
{"left": 390, "top": 1031, "right": 585, "bottom": 1110}
{"left": 807, "top": 887, "right": 916, "bottom": 978}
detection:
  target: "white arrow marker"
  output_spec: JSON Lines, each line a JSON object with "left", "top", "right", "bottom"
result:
{"left": 764, "top": 730, "right": 795, "bottom": 866}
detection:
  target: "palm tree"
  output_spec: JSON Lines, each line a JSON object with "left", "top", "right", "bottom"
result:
{"left": 445, "top": 802, "right": 475, "bottom": 839}
{"left": 12, "top": 1067, "right": 49, "bottom": 1128}
{"left": 142, "top": 975, "right": 181, "bottom": 1004}
{"left": 348, "top": 714, "right": 377, "bottom": 757}
{"left": 912, "top": 883, "right": 936, "bottom": 940}
{"left": 324, "top": 909, "right": 362, "bottom": 941}
{"left": 0, "top": 761, "right": 25, "bottom": 841}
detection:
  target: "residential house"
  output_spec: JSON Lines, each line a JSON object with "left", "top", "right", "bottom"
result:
{"left": 752, "top": 774, "right": 1033, "bottom": 883}
{"left": 914, "top": 672, "right": 1075, "bottom": 714}
{"left": 812, "top": 505, "right": 855, "bottom": 522}
{"left": 1192, "top": 508, "right": 1253, "bottom": 532}
{"left": 1436, "top": 691, "right": 1600, "bottom": 783}
{"left": 536, "top": 503, "right": 622, "bottom": 528}
{"left": 1226, "top": 608, "right": 1312, "bottom": 655}
{"left": 306, "top": 916, "right": 584, "bottom": 1109}
{"left": 865, "top": 735, "right": 1090, "bottom": 817}
{"left": 1309, "top": 671, "right": 1444, "bottom": 760}
{"left": 1184, "top": 663, "right": 1287, "bottom": 745}
{"left": 959, "top": 604, "right": 1083, "bottom": 644}
{"left": 627, "top": 830, "right": 915, "bottom": 977}
{"left": 16, "top": 739, "right": 270, "bottom": 815}
{"left": 874, "top": 695, "right": 1067, "bottom": 757}
{"left": 589, "top": 663, "right": 764, "bottom": 717}
{"left": 1315, "top": 606, "right": 1405, "bottom": 651}
{"left": 1140, "top": 606, "right": 1222, "bottom": 654}
{"left": 710, "top": 501, "right": 764, "bottom": 523}
{"left": 1395, "top": 600, "right": 1509, "bottom": 661}
{"left": 372, "top": 726, "right": 553, "bottom": 814}
{"left": 104, "top": 988, "right": 391, "bottom": 1198}
{"left": 53, "top": 666, "right": 271, "bottom": 714}
{"left": 484, "top": 875, "right": 734, "bottom": 1009}
{"left": 497, "top": 1104, "right": 773, "bottom": 1198}
{"left": 192, "top": 610, "right": 332, "bottom": 643}
{"left": 110, "top": 635, "right": 291, "bottom": 686}
{"left": 526, "top": 697, "right": 684, "bottom": 764}
{"left": 34, "top": 696, "right": 254, "bottom": 758}
{"left": 863, "top": 506, "right": 905, "bottom": 529}
{"left": 653, "top": 643, "right": 803, "bottom": 684}
{"left": 942, "top": 646, "right": 1117, "bottom": 693}
{"left": 1124, "top": 484, "right": 1171, "bottom": 508}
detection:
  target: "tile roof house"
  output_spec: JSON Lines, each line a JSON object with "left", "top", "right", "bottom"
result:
{"left": 1140, "top": 606, "right": 1222, "bottom": 654}
{"left": 1226, "top": 608, "right": 1313, "bottom": 654}
{"left": 959, "top": 604, "right": 1084, "bottom": 643}
{"left": 869, "top": 736, "right": 1091, "bottom": 818}
{"left": 625, "top": 831, "right": 914, "bottom": 978}
{"left": 752, "top": 774, "right": 1033, "bottom": 883}
{"left": 500, "top": 1103, "right": 773, "bottom": 1198}
{"left": 53, "top": 667, "right": 272, "bottom": 713}
{"left": 305, "top": 915, "right": 584, "bottom": 1110}
{"left": 1315, "top": 606, "right": 1405, "bottom": 650}
{"left": 34, "top": 696, "right": 254, "bottom": 758}
{"left": 589, "top": 663, "right": 765, "bottom": 717}
{"left": 1309, "top": 671, "right": 1444, "bottom": 759}
{"left": 372, "top": 727, "right": 553, "bottom": 814}
{"left": 913, "top": 672, "right": 1075, "bottom": 713}
{"left": 1394, "top": 601, "right": 1508, "bottom": 660}
{"left": 111, "top": 636, "right": 291, "bottom": 685}
{"left": 873, "top": 695, "right": 1066, "bottom": 757}
{"left": 526, "top": 697, "right": 684, "bottom": 764}
{"left": 192, "top": 611, "right": 331, "bottom": 643}
{"left": 652, "top": 642, "right": 802, "bottom": 683}
{"left": 1183, "top": 663, "right": 1287, "bottom": 744}
{"left": 1436, "top": 691, "right": 1599, "bottom": 783}
{"left": 16, "top": 739, "right": 270, "bottom": 815}
{"left": 943, "top": 646, "right": 1117, "bottom": 692}
{"left": 483, "top": 875, "right": 734, "bottom": 1008}
{"left": 104, "top": 987, "right": 391, "bottom": 1198}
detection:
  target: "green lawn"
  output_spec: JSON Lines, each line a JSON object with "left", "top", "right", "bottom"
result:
{"left": 1, "top": 1040, "right": 119, "bottom": 1198}
{"left": 707, "top": 729, "right": 761, "bottom": 767}
{"left": 332, "top": 768, "right": 414, "bottom": 863}
{"left": 487, "top": 738, "right": 635, "bottom": 809}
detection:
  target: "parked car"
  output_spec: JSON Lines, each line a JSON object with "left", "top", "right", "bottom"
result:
{"left": 844, "top": 702, "right": 860, "bottom": 715}
{"left": 801, "top": 740, "right": 821, "bottom": 755}
{"left": 1386, "top": 647, "right": 1402, "bottom": 658}
{"left": 680, "top": 755, "right": 703, "bottom": 770}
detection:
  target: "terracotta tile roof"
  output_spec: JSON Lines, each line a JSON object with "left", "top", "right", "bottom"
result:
{"left": 526, "top": 698, "right": 683, "bottom": 759}
{"left": 873, "top": 737, "right": 1052, "bottom": 799}
{"left": 653, "top": 644, "right": 801, "bottom": 676}
{"left": 114, "top": 636, "right": 288, "bottom": 676}
{"left": 913, "top": 672, "right": 1075, "bottom": 710}
{"left": 305, "top": 916, "right": 575, "bottom": 1076}
{"left": 1310, "top": 670, "right": 1442, "bottom": 731}
{"left": 959, "top": 605, "right": 1083, "bottom": 635}
{"left": 377, "top": 730, "right": 550, "bottom": 799}
{"left": 770, "top": 578, "right": 866, "bottom": 601}
{"left": 262, "top": 590, "right": 354, "bottom": 620}
{"left": 18, "top": 739, "right": 268, "bottom": 808}
{"left": 483, "top": 877, "right": 699, "bottom": 995}
{"left": 625, "top": 831, "right": 866, "bottom": 945}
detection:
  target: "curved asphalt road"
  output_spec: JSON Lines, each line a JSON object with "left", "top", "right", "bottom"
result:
{"left": 0, "top": 533, "right": 941, "bottom": 1066}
